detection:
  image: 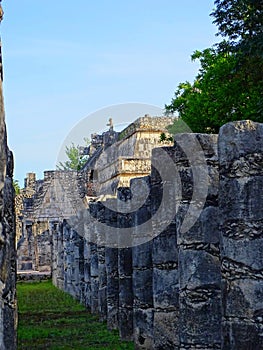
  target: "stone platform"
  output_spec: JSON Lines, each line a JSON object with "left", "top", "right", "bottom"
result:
{"left": 17, "top": 270, "right": 51, "bottom": 282}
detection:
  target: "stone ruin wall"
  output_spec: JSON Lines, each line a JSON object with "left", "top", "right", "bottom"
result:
{"left": 16, "top": 119, "right": 263, "bottom": 349}
{"left": 16, "top": 170, "right": 80, "bottom": 273}
{"left": 87, "top": 115, "right": 175, "bottom": 196}
{"left": 16, "top": 115, "right": 175, "bottom": 273}
{"left": 50, "top": 120, "right": 263, "bottom": 349}
{"left": 0, "top": 34, "right": 17, "bottom": 350}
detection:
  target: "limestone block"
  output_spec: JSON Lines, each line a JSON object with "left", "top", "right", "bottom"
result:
{"left": 153, "top": 268, "right": 179, "bottom": 309}
{"left": 219, "top": 120, "right": 263, "bottom": 349}
{"left": 132, "top": 241, "right": 152, "bottom": 269}
{"left": 176, "top": 205, "right": 220, "bottom": 246}
{"left": 179, "top": 250, "right": 221, "bottom": 290}
{"left": 219, "top": 177, "right": 263, "bottom": 220}
{"left": 118, "top": 248, "right": 133, "bottom": 339}
{"left": 179, "top": 291, "right": 222, "bottom": 347}
{"left": 222, "top": 320, "right": 263, "bottom": 350}
{"left": 132, "top": 193, "right": 153, "bottom": 349}
{"left": 153, "top": 311, "right": 179, "bottom": 350}
{"left": 133, "top": 269, "right": 153, "bottom": 309}
{"left": 152, "top": 231, "right": 177, "bottom": 266}
{"left": 105, "top": 246, "right": 119, "bottom": 330}
{"left": 90, "top": 277, "right": 99, "bottom": 313}
{"left": 133, "top": 308, "right": 154, "bottom": 350}
{"left": 118, "top": 247, "right": 132, "bottom": 277}
{"left": 119, "top": 276, "right": 133, "bottom": 308}
{"left": 118, "top": 307, "right": 133, "bottom": 341}
{"left": 83, "top": 240, "right": 91, "bottom": 309}
{"left": 224, "top": 278, "right": 263, "bottom": 319}
{"left": 219, "top": 120, "right": 263, "bottom": 169}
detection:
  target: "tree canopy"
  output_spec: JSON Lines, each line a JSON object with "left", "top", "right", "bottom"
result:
{"left": 57, "top": 139, "right": 89, "bottom": 171}
{"left": 165, "top": 0, "right": 263, "bottom": 134}
{"left": 13, "top": 180, "right": 20, "bottom": 195}
{"left": 211, "top": 0, "right": 263, "bottom": 44}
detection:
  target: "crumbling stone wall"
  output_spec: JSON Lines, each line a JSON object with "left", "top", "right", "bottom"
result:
{"left": 0, "top": 35, "right": 17, "bottom": 350}
{"left": 50, "top": 120, "right": 263, "bottom": 349}
{"left": 17, "top": 170, "right": 81, "bottom": 272}
{"left": 81, "top": 115, "right": 175, "bottom": 197}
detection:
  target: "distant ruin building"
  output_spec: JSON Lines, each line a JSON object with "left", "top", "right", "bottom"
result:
{"left": 81, "top": 115, "right": 175, "bottom": 199}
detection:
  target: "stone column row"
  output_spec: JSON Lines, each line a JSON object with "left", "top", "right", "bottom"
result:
{"left": 51, "top": 121, "right": 263, "bottom": 349}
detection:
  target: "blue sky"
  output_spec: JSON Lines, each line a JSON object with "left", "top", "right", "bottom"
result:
{"left": 1, "top": 1, "right": 217, "bottom": 185}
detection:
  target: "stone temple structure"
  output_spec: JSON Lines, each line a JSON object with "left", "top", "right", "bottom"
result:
{"left": 16, "top": 115, "right": 175, "bottom": 272}
{"left": 16, "top": 115, "right": 263, "bottom": 349}
{"left": 0, "top": 1, "right": 17, "bottom": 348}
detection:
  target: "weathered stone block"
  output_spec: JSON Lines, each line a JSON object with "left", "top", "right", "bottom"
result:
{"left": 153, "top": 268, "right": 179, "bottom": 309}
{"left": 153, "top": 311, "right": 179, "bottom": 349}
{"left": 179, "top": 250, "right": 221, "bottom": 290}
{"left": 219, "top": 120, "right": 263, "bottom": 169}
{"left": 180, "top": 291, "right": 222, "bottom": 347}
{"left": 221, "top": 237, "right": 263, "bottom": 271}
{"left": 222, "top": 320, "right": 263, "bottom": 350}
{"left": 118, "top": 247, "right": 132, "bottom": 277}
{"left": 133, "top": 269, "right": 153, "bottom": 308}
{"left": 105, "top": 247, "right": 119, "bottom": 330}
{"left": 224, "top": 278, "right": 263, "bottom": 319}
{"left": 119, "top": 307, "right": 133, "bottom": 341}
{"left": 219, "top": 177, "right": 263, "bottom": 220}
{"left": 132, "top": 241, "right": 152, "bottom": 269}
{"left": 177, "top": 205, "right": 220, "bottom": 246}
{"left": 133, "top": 308, "right": 154, "bottom": 350}
{"left": 152, "top": 230, "right": 177, "bottom": 266}
{"left": 98, "top": 286, "right": 107, "bottom": 319}
{"left": 119, "top": 276, "right": 133, "bottom": 307}
{"left": 90, "top": 277, "right": 99, "bottom": 313}
{"left": 219, "top": 120, "right": 263, "bottom": 349}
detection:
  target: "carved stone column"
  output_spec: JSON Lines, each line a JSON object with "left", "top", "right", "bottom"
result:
{"left": 219, "top": 121, "right": 263, "bottom": 349}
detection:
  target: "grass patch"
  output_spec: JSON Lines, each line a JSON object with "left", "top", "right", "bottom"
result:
{"left": 17, "top": 280, "right": 134, "bottom": 349}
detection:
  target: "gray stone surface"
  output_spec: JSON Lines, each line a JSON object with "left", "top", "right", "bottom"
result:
{"left": 0, "top": 61, "right": 17, "bottom": 348}
{"left": 105, "top": 245, "right": 119, "bottom": 330}
{"left": 83, "top": 238, "right": 91, "bottom": 309}
{"left": 97, "top": 202, "right": 107, "bottom": 321}
{"left": 132, "top": 180, "right": 153, "bottom": 349}
{"left": 133, "top": 309, "right": 154, "bottom": 350}
{"left": 150, "top": 147, "right": 179, "bottom": 349}
{"left": 41, "top": 120, "right": 263, "bottom": 349}
{"left": 219, "top": 120, "right": 263, "bottom": 349}
{"left": 117, "top": 188, "right": 133, "bottom": 340}
{"left": 104, "top": 200, "right": 119, "bottom": 330}
{"left": 175, "top": 133, "right": 221, "bottom": 349}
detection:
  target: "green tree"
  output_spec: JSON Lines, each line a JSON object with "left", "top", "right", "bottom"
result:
{"left": 166, "top": 48, "right": 262, "bottom": 133}
{"left": 57, "top": 139, "right": 89, "bottom": 171}
{"left": 13, "top": 180, "right": 20, "bottom": 195}
{"left": 211, "top": 0, "right": 263, "bottom": 44}
{"left": 212, "top": 0, "right": 263, "bottom": 89}
{"left": 165, "top": 0, "right": 263, "bottom": 133}
{"left": 159, "top": 132, "right": 173, "bottom": 143}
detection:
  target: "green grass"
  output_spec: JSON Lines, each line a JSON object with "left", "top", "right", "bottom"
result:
{"left": 17, "top": 280, "right": 134, "bottom": 350}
